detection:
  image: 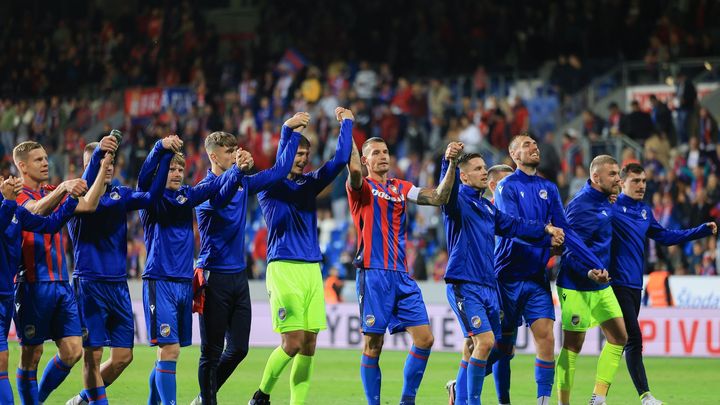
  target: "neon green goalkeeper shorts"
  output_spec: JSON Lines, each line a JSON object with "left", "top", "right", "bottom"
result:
{"left": 557, "top": 286, "right": 623, "bottom": 332}
{"left": 266, "top": 260, "right": 327, "bottom": 334}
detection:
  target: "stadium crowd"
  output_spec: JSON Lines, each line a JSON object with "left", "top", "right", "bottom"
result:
{"left": 1, "top": 0, "right": 719, "bottom": 285}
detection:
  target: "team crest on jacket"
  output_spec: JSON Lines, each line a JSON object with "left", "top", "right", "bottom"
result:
{"left": 176, "top": 195, "right": 188, "bottom": 204}
{"left": 365, "top": 314, "right": 376, "bottom": 327}
{"left": 160, "top": 323, "right": 171, "bottom": 337}
{"left": 388, "top": 184, "right": 398, "bottom": 194}
{"left": 641, "top": 209, "right": 647, "bottom": 220}
{"left": 539, "top": 189, "right": 548, "bottom": 200}
{"left": 24, "top": 325, "right": 36, "bottom": 339}
{"left": 295, "top": 177, "right": 307, "bottom": 185}
{"left": 110, "top": 191, "right": 121, "bottom": 200}
{"left": 471, "top": 316, "right": 482, "bottom": 328}
{"left": 11, "top": 214, "right": 17, "bottom": 224}
{"left": 278, "top": 307, "right": 287, "bottom": 321}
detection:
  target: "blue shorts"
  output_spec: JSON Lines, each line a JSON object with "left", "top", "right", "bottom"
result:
{"left": 0, "top": 296, "right": 13, "bottom": 351}
{"left": 447, "top": 283, "right": 501, "bottom": 338}
{"left": 14, "top": 281, "right": 82, "bottom": 346}
{"left": 497, "top": 279, "right": 555, "bottom": 332}
{"left": 356, "top": 269, "right": 429, "bottom": 335}
{"left": 75, "top": 279, "right": 134, "bottom": 348}
{"left": 143, "top": 279, "right": 193, "bottom": 347}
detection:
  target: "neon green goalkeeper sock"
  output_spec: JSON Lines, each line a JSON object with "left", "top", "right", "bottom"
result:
{"left": 258, "top": 346, "right": 293, "bottom": 395}
{"left": 290, "top": 354, "right": 315, "bottom": 405}
{"left": 595, "top": 342, "right": 625, "bottom": 396}
{"left": 556, "top": 348, "right": 578, "bottom": 404}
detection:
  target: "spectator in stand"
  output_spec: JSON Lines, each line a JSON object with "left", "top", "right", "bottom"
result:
{"left": 458, "top": 116, "right": 482, "bottom": 152}
{"left": 625, "top": 100, "right": 654, "bottom": 142}
{"left": 698, "top": 107, "right": 718, "bottom": 154}
{"left": 510, "top": 96, "right": 530, "bottom": 135}
{"left": 649, "top": 95, "right": 676, "bottom": 146}
{"left": 538, "top": 131, "right": 561, "bottom": 184}
{"left": 562, "top": 129, "right": 583, "bottom": 176}
{"left": 607, "top": 102, "right": 626, "bottom": 136}
{"left": 582, "top": 109, "right": 607, "bottom": 156}
{"left": 675, "top": 72, "right": 698, "bottom": 145}
{"left": 353, "top": 61, "right": 377, "bottom": 102}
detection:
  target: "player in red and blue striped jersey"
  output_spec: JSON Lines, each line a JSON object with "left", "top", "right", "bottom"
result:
{"left": 135, "top": 143, "right": 250, "bottom": 405}
{"left": 347, "top": 138, "right": 461, "bottom": 405}
{"left": 0, "top": 175, "right": 80, "bottom": 405}
{"left": 12, "top": 140, "right": 108, "bottom": 405}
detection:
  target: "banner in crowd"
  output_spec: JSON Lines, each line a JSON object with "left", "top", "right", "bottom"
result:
{"left": 626, "top": 83, "right": 719, "bottom": 111}
{"left": 9, "top": 302, "right": 711, "bottom": 357}
{"left": 124, "top": 87, "right": 195, "bottom": 117}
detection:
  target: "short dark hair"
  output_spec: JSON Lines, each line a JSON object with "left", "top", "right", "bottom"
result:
{"left": 361, "top": 137, "right": 387, "bottom": 156}
{"left": 620, "top": 163, "right": 645, "bottom": 179}
{"left": 457, "top": 153, "right": 483, "bottom": 170}
{"left": 299, "top": 135, "right": 311, "bottom": 149}
{"left": 508, "top": 132, "right": 533, "bottom": 153}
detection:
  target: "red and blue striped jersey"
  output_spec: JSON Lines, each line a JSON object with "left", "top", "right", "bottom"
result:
{"left": 347, "top": 177, "right": 413, "bottom": 272}
{"left": 17, "top": 186, "right": 69, "bottom": 282}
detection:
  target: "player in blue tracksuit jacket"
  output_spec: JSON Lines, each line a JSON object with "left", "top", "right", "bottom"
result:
{"left": 556, "top": 155, "right": 628, "bottom": 405}
{"left": 194, "top": 118, "right": 302, "bottom": 405}
{"left": 440, "top": 151, "right": 566, "bottom": 405}
{"left": 136, "top": 140, "right": 250, "bottom": 405}
{"left": 492, "top": 134, "right": 605, "bottom": 405}
{"left": 66, "top": 136, "right": 175, "bottom": 405}
{"left": 609, "top": 163, "right": 715, "bottom": 405}
{"left": 250, "top": 110, "right": 353, "bottom": 405}
{"left": 0, "top": 176, "right": 78, "bottom": 405}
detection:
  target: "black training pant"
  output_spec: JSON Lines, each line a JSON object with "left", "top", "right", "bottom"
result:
{"left": 198, "top": 271, "right": 252, "bottom": 405}
{"left": 612, "top": 284, "right": 650, "bottom": 396}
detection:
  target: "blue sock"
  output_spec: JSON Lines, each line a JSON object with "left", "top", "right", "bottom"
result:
{"left": 148, "top": 362, "right": 159, "bottom": 405}
{"left": 400, "top": 345, "right": 431, "bottom": 403}
{"left": 38, "top": 354, "right": 72, "bottom": 402}
{"left": 493, "top": 353, "right": 513, "bottom": 404}
{"left": 455, "top": 360, "right": 469, "bottom": 405}
{"left": 360, "top": 354, "right": 381, "bottom": 405}
{"left": 535, "top": 358, "right": 555, "bottom": 398}
{"left": 16, "top": 368, "right": 37, "bottom": 405}
{"left": 86, "top": 386, "right": 108, "bottom": 405}
{"left": 0, "top": 371, "right": 13, "bottom": 404}
{"left": 155, "top": 361, "right": 177, "bottom": 405}
{"left": 467, "top": 357, "right": 487, "bottom": 405}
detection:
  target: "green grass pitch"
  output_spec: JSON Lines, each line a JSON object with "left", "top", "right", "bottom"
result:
{"left": 14, "top": 344, "right": 719, "bottom": 404}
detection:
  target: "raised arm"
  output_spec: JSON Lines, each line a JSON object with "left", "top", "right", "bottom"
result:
{"left": 207, "top": 150, "right": 253, "bottom": 208}
{"left": 245, "top": 132, "right": 302, "bottom": 195}
{"left": 138, "top": 136, "right": 183, "bottom": 191}
{"left": 128, "top": 151, "right": 173, "bottom": 211}
{"left": 0, "top": 177, "right": 21, "bottom": 230}
{"left": 74, "top": 154, "right": 111, "bottom": 213}
{"left": 347, "top": 138, "right": 363, "bottom": 190}
{"left": 648, "top": 215, "right": 716, "bottom": 245}
{"left": 309, "top": 108, "right": 354, "bottom": 192}
{"left": 276, "top": 112, "right": 310, "bottom": 161}
{"left": 411, "top": 142, "right": 462, "bottom": 206}
{"left": 439, "top": 157, "right": 461, "bottom": 214}
{"left": 82, "top": 135, "right": 118, "bottom": 185}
